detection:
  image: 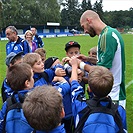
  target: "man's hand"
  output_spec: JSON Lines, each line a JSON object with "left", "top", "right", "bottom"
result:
{"left": 77, "top": 54, "right": 88, "bottom": 62}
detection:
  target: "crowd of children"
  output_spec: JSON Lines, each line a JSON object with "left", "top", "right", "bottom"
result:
{"left": 0, "top": 24, "right": 127, "bottom": 132}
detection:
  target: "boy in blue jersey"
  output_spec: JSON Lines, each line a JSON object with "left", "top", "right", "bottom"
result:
{"left": 44, "top": 56, "right": 85, "bottom": 133}
{"left": 69, "top": 57, "right": 127, "bottom": 133}
{"left": 44, "top": 57, "right": 73, "bottom": 133}
{"left": 62, "top": 41, "right": 87, "bottom": 92}
{"left": 0, "top": 63, "right": 34, "bottom": 132}
{"left": 23, "top": 85, "right": 66, "bottom": 133}
{"left": 1, "top": 52, "right": 23, "bottom": 102}
{"left": 23, "top": 53, "right": 65, "bottom": 87}
{"left": 5, "top": 26, "right": 30, "bottom": 55}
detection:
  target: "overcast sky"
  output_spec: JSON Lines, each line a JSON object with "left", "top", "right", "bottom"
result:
{"left": 78, "top": 0, "right": 133, "bottom": 11}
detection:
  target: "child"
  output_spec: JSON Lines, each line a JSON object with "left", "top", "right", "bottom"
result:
{"left": 85, "top": 46, "right": 97, "bottom": 98}
{"left": 1, "top": 52, "right": 23, "bottom": 102}
{"left": 34, "top": 48, "right": 46, "bottom": 63}
{"left": 69, "top": 57, "right": 127, "bottom": 132}
{"left": 5, "top": 51, "right": 23, "bottom": 67}
{"left": 44, "top": 57, "right": 61, "bottom": 69}
{"left": 88, "top": 46, "right": 97, "bottom": 58}
{"left": 87, "top": 46, "right": 97, "bottom": 65}
{"left": 23, "top": 53, "right": 65, "bottom": 87}
{"left": 62, "top": 41, "right": 81, "bottom": 65}
{"left": 62, "top": 41, "right": 86, "bottom": 93}
{"left": 23, "top": 53, "right": 51, "bottom": 86}
{"left": 64, "top": 41, "right": 80, "bottom": 58}
{"left": 44, "top": 56, "right": 73, "bottom": 133}
{"left": 22, "top": 85, "right": 66, "bottom": 132}
{"left": 0, "top": 63, "right": 34, "bottom": 132}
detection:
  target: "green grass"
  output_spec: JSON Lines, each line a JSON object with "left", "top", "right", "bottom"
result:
{"left": 0, "top": 35, "right": 133, "bottom": 132}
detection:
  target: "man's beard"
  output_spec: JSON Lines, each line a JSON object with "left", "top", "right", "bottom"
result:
{"left": 89, "top": 26, "right": 96, "bottom": 37}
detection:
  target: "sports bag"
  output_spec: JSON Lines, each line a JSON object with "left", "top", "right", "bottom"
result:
{"left": 74, "top": 96, "right": 124, "bottom": 133}
{"left": 4, "top": 92, "right": 34, "bottom": 133}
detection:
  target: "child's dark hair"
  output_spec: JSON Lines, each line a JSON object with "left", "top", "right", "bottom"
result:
{"left": 6, "top": 63, "right": 32, "bottom": 91}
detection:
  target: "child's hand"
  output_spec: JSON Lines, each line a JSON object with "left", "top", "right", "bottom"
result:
{"left": 55, "top": 68, "right": 66, "bottom": 77}
{"left": 62, "top": 57, "right": 71, "bottom": 64}
{"left": 53, "top": 76, "right": 67, "bottom": 83}
{"left": 69, "top": 56, "right": 81, "bottom": 68}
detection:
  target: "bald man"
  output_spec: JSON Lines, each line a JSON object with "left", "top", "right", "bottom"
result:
{"left": 79, "top": 10, "right": 126, "bottom": 109}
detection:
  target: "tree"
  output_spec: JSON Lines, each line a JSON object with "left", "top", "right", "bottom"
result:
{"left": 93, "top": 0, "right": 104, "bottom": 21}
{"left": 129, "top": 8, "right": 133, "bottom": 27}
{"left": 81, "top": 0, "right": 92, "bottom": 12}
{"left": 60, "top": 0, "right": 80, "bottom": 29}
{"left": 1, "top": 0, "right": 61, "bottom": 28}
{"left": 0, "top": 1, "right": 2, "bottom": 32}
{"left": 1, "top": 0, "right": 133, "bottom": 31}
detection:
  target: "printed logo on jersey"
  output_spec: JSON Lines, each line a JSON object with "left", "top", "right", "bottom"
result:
{"left": 14, "top": 46, "right": 18, "bottom": 51}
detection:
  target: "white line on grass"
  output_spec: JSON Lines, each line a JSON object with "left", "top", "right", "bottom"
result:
{"left": 125, "top": 80, "right": 133, "bottom": 89}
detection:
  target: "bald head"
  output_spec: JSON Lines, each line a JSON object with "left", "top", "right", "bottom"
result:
{"left": 80, "top": 10, "right": 99, "bottom": 23}
{"left": 80, "top": 10, "right": 106, "bottom": 36}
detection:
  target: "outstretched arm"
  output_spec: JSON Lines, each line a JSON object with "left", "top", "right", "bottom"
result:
{"left": 72, "top": 56, "right": 93, "bottom": 73}
{"left": 69, "top": 56, "right": 78, "bottom": 82}
{"left": 78, "top": 54, "right": 97, "bottom": 65}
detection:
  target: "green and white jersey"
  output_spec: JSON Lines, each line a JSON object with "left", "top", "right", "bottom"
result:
{"left": 97, "top": 26, "right": 126, "bottom": 101}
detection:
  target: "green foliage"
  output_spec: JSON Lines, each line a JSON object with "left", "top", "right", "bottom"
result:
{"left": 0, "top": 0, "right": 133, "bottom": 30}
{"left": 93, "top": 0, "right": 104, "bottom": 20}
{"left": 1, "top": 0, "right": 61, "bottom": 27}
{"left": 0, "top": 34, "right": 133, "bottom": 132}
{"left": 60, "top": 0, "right": 80, "bottom": 28}
{"left": 81, "top": 0, "right": 92, "bottom": 12}
{"left": 104, "top": 10, "right": 133, "bottom": 28}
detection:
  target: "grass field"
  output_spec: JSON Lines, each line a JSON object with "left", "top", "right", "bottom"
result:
{"left": 0, "top": 35, "right": 133, "bottom": 132}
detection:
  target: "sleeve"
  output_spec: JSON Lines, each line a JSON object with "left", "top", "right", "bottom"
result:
{"left": 54, "top": 82, "right": 71, "bottom": 96}
{"left": 38, "top": 37, "right": 44, "bottom": 48}
{"left": 118, "top": 106, "right": 127, "bottom": 132}
{"left": 45, "top": 69, "right": 55, "bottom": 83}
{"left": 0, "top": 102, "right": 7, "bottom": 132}
{"left": 1, "top": 79, "right": 13, "bottom": 103}
{"left": 21, "top": 40, "right": 30, "bottom": 55}
{"left": 35, "top": 35, "right": 44, "bottom": 48}
{"left": 1, "top": 80, "right": 6, "bottom": 103}
{"left": 6, "top": 43, "right": 10, "bottom": 55}
{"left": 97, "top": 31, "right": 118, "bottom": 68}
{"left": 71, "top": 80, "right": 87, "bottom": 126}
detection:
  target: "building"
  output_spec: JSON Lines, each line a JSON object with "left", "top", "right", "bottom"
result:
{"left": 1, "top": 23, "right": 77, "bottom": 39}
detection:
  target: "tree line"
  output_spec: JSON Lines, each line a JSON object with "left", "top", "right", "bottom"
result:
{"left": 0, "top": 0, "right": 133, "bottom": 32}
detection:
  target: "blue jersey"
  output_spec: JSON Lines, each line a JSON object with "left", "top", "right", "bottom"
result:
{"left": 0, "top": 90, "right": 30, "bottom": 132}
{"left": 6, "top": 36, "right": 30, "bottom": 55}
{"left": 71, "top": 80, "right": 127, "bottom": 132}
{"left": 36, "top": 124, "right": 66, "bottom": 133}
{"left": 33, "top": 34, "right": 44, "bottom": 48}
{"left": 1, "top": 78, "right": 13, "bottom": 103}
{"left": 34, "top": 69, "right": 55, "bottom": 87}
{"left": 52, "top": 81, "right": 72, "bottom": 119}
